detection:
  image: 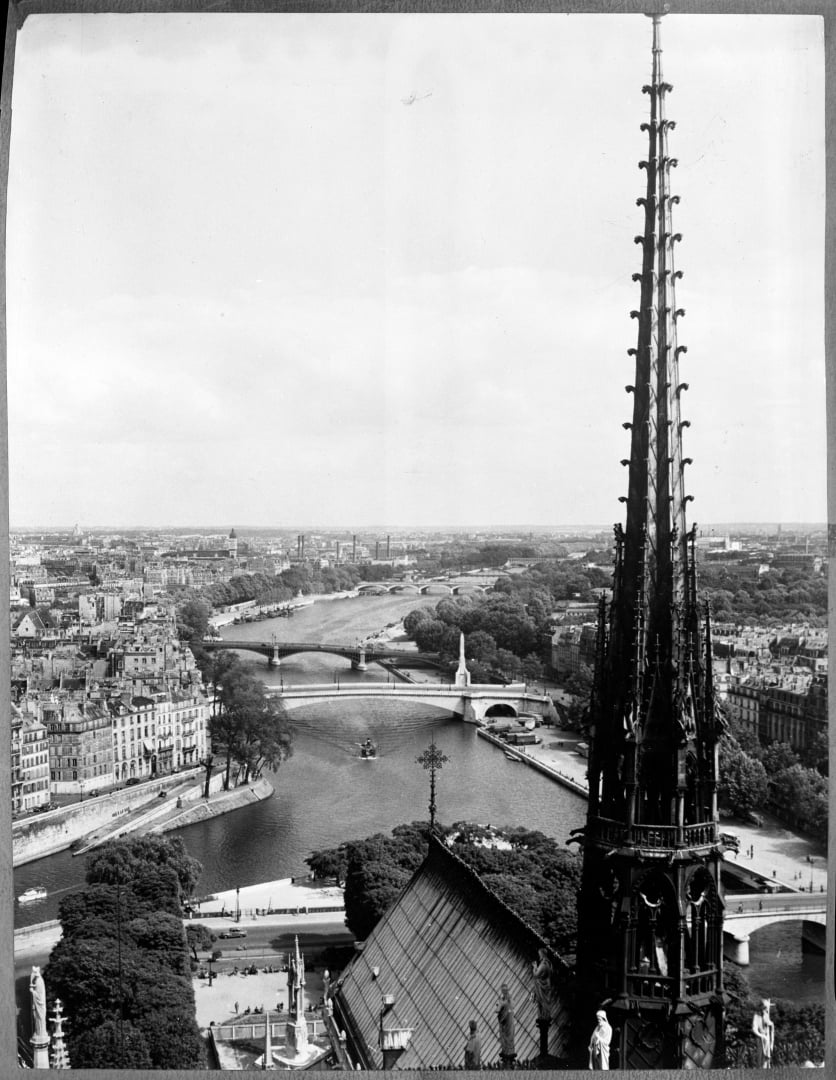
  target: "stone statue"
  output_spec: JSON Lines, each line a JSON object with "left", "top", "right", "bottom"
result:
{"left": 496, "top": 983, "right": 516, "bottom": 1067}
{"left": 588, "top": 1009, "right": 612, "bottom": 1070}
{"left": 30, "top": 966, "right": 47, "bottom": 1041}
{"left": 752, "top": 999, "right": 775, "bottom": 1068}
{"left": 532, "top": 948, "right": 554, "bottom": 1021}
{"left": 464, "top": 1019, "right": 481, "bottom": 1069}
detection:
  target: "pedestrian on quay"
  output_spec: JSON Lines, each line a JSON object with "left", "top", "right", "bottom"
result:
{"left": 234, "top": 1001, "right": 239, "bottom": 1014}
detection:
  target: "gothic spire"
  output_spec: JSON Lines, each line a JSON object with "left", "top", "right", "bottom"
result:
{"left": 622, "top": 10, "right": 691, "bottom": 633}
{"left": 589, "top": 9, "right": 714, "bottom": 833}
{"left": 576, "top": 17, "right": 729, "bottom": 1068}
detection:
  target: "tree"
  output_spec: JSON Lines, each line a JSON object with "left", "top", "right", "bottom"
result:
{"left": 769, "top": 763, "right": 827, "bottom": 839}
{"left": 723, "top": 962, "right": 757, "bottom": 1066}
{"left": 186, "top": 923, "right": 215, "bottom": 962}
{"left": 126, "top": 912, "right": 191, "bottom": 976}
{"left": 769, "top": 1000, "right": 825, "bottom": 1066}
{"left": 137, "top": 1005, "right": 207, "bottom": 1069}
{"left": 86, "top": 835, "right": 203, "bottom": 899}
{"left": 177, "top": 597, "right": 212, "bottom": 642}
{"left": 234, "top": 696, "right": 294, "bottom": 782}
{"left": 464, "top": 630, "right": 498, "bottom": 664}
{"left": 411, "top": 618, "right": 449, "bottom": 654}
{"left": 306, "top": 844, "right": 350, "bottom": 885}
{"left": 46, "top": 835, "right": 206, "bottom": 1072}
{"left": 732, "top": 725, "right": 762, "bottom": 758}
{"left": 129, "top": 864, "right": 187, "bottom": 919}
{"left": 525, "top": 592, "right": 551, "bottom": 632}
{"left": 495, "top": 648, "right": 521, "bottom": 679}
{"left": 522, "top": 653, "right": 544, "bottom": 681}
{"left": 564, "top": 664, "right": 594, "bottom": 699}
{"left": 343, "top": 858, "right": 412, "bottom": 940}
{"left": 760, "top": 741, "right": 798, "bottom": 778}
{"left": 564, "top": 664, "right": 594, "bottom": 730}
{"left": 798, "top": 729, "right": 828, "bottom": 775}
{"left": 211, "top": 666, "right": 293, "bottom": 787}
{"left": 403, "top": 607, "right": 436, "bottom": 637}
{"left": 71, "top": 1018, "right": 152, "bottom": 1070}
{"left": 198, "top": 647, "right": 241, "bottom": 714}
{"left": 718, "top": 740, "right": 768, "bottom": 817}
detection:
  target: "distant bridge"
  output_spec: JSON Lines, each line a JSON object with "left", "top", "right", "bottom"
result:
{"left": 723, "top": 891, "right": 826, "bottom": 965}
{"left": 201, "top": 639, "right": 440, "bottom": 672}
{"left": 267, "top": 681, "right": 557, "bottom": 725}
{"left": 355, "top": 577, "right": 498, "bottom": 596}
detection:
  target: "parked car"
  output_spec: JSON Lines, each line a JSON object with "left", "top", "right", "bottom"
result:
{"left": 218, "top": 927, "right": 247, "bottom": 939}
{"left": 125, "top": 777, "right": 141, "bottom": 787}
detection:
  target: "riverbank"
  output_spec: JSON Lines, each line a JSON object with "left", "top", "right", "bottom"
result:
{"left": 194, "top": 877, "right": 345, "bottom": 921}
{"left": 478, "top": 726, "right": 589, "bottom": 797}
{"left": 12, "top": 767, "right": 211, "bottom": 866}
{"left": 210, "top": 590, "right": 360, "bottom": 628}
{"left": 152, "top": 777, "right": 275, "bottom": 835}
{"left": 13, "top": 770, "right": 276, "bottom": 866}
{"left": 73, "top": 776, "right": 275, "bottom": 856}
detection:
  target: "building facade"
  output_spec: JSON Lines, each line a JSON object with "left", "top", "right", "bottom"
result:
{"left": 42, "top": 700, "right": 116, "bottom": 795}
{"left": 11, "top": 707, "right": 51, "bottom": 814}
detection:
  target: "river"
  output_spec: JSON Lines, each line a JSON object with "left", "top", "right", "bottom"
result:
{"left": 13, "top": 593, "right": 824, "bottom": 1003}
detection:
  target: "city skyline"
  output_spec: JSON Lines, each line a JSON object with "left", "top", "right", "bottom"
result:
{"left": 8, "top": 520, "right": 830, "bottom": 534}
{"left": 7, "top": 12, "right": 825, "bottom": 529}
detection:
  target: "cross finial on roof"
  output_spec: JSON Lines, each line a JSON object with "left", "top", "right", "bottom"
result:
{"left": 416, "top": 736, "right": 449, "bottom": 830}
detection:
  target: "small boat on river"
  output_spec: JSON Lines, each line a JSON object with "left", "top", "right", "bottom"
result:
{"left": 504, "top": 751, "right": 519, "bottom": 761}
{"left": 18, "top": 886, "right": 47, "bottom": 904}
{"left": 359, "top": 739, "right": 378, "bottom": 760}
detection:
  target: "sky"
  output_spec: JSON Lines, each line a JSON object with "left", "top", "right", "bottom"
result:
{"left": 6, "top": 11, "right": 826, "bottom": 530}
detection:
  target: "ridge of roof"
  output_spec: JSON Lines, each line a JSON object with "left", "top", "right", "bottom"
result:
{"left": 424, "top": 833, "right": 571, "bottom": 974}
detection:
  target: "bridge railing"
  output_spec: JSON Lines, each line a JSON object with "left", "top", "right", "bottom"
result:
{"left": 726, "top": 901, "right": 826, "bottom": 917}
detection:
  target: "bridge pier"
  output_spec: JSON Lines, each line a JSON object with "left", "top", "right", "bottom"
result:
{"left": 723, "top": 932, "right": 750, "bottom": 966}
{"left": 351, "top": 648, "right": 367, "bottom": 672}
{"left": 801, "top": 920, "right": 826, "bottom": 956}
{"left": 461, "top": 697, "right": 478, "bottom": 724}
{"left": 268, "top": 646, "right": 281, "bottom": 668}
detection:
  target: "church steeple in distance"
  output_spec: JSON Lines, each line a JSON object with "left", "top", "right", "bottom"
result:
{"left": 574, "top": 13, "right": 734, "bottom": 1070}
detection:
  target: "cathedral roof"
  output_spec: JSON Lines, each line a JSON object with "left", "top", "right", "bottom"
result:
{"left": 331, "top": 835, "right": 570, "bottom": 1070}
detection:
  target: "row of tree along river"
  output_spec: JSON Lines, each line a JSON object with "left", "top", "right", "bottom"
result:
{"left": 14, "top": 593, "right": 824, "bottom": 1002}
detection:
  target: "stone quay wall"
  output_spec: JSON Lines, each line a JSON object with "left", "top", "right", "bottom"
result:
{"left": 12, "top": 767, "right": 207, "bottom": 866}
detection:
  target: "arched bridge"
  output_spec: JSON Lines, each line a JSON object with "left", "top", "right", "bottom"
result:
{"left": 723, "top": 890, "right": 826, "bottom": 965}
{"left": 201, "top": 638, "right": 439, "bottom": 672}
{"left": 267, "top": 681, "right": 558, "bottom": 725}
{"left": 355, "top": 577, "right": 496, "bottom": 596}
